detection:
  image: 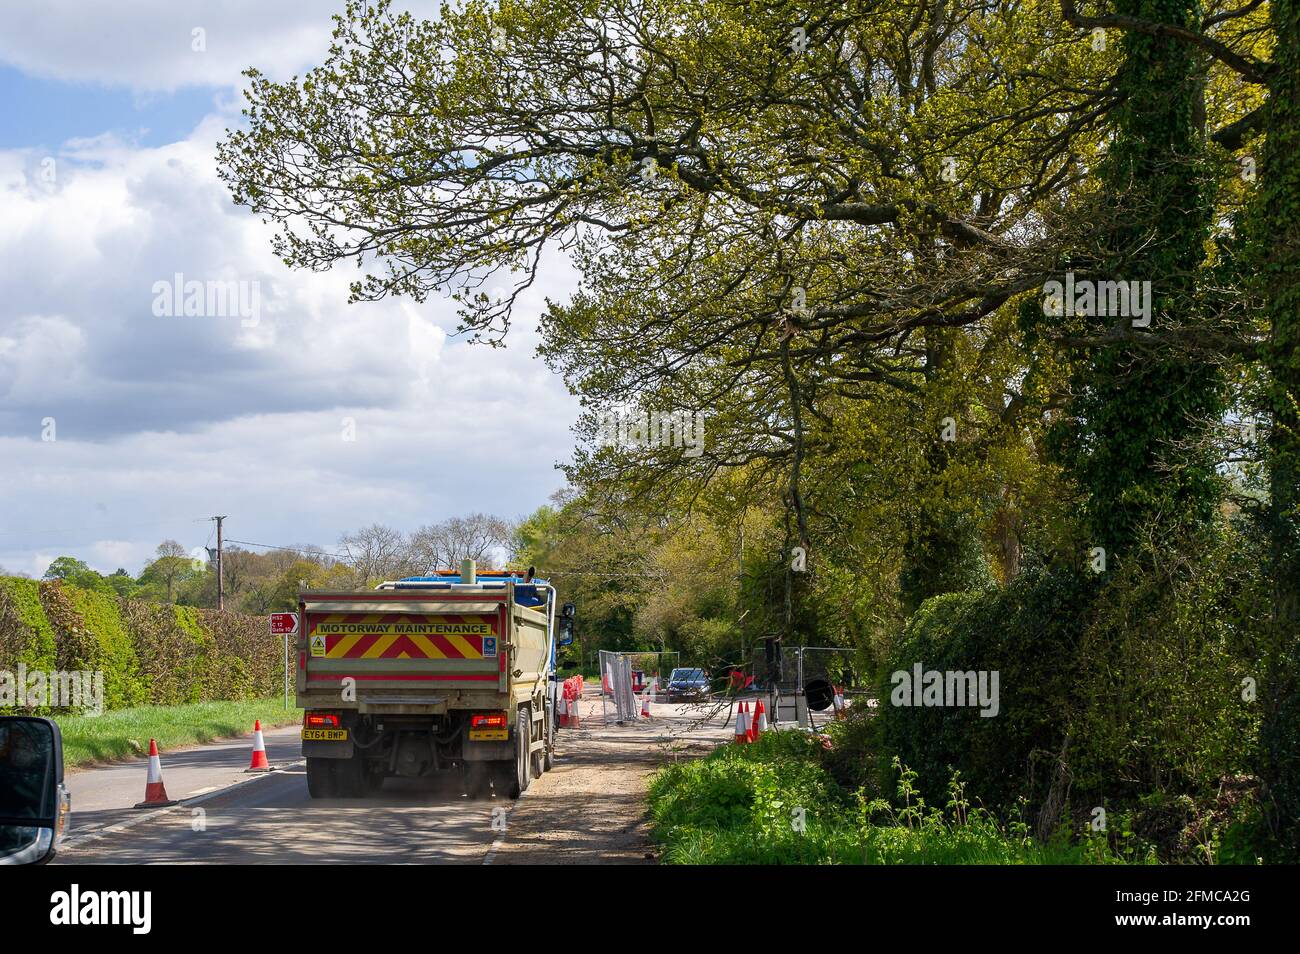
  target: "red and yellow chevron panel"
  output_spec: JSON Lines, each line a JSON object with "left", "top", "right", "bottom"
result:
{"left": 309, "top": 614, "right": 497, "bottom": 660}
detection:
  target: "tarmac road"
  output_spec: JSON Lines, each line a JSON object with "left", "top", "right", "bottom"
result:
{"left": 53, "top": 693, "right": 732, "bottom": 865}
{"left": 57, "top": 765, "right": 510, "bottom": 864}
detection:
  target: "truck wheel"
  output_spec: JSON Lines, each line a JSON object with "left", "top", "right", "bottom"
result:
{"left": 334, "top": 756, "right": 365, "bottom": 798}
{"left": 306, "top": 758, "right": 336, "bottom": 798}
{"left": 513, "top": 704, "right": 532, "bottom": 798}
{"left": 530, "top": 706, "right": 545, "bottom": 779}
{"left": 543, "top": 703, "right": 554, "bottom": 772}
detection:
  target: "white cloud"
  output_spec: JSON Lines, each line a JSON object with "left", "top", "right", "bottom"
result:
{"left": 0, "top": 1, "right": 337, "bottom": 92}
{"left": 0, "top": 111, "right": 582, "bottom": 576}
{"left": 88, "top": 540, "right": 147, "bottom": 573}
{"left": 0, "top": 315, "right": 88, "bottom": 403}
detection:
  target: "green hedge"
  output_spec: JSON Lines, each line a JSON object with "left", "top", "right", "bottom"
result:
{"left": 876, "top": 569, "right": 1092, "bottom": 814}
{"left": 61, "top": 583, "right": 147, "bottom": 709}
{"left": 874, "top": 530, "right": 1267, "bottom": 858}
{"left": 0, "top": 578, "right": 58, "bottom": 674}
{"left": 0, "top": 577, "right": 284, "bottom": 714}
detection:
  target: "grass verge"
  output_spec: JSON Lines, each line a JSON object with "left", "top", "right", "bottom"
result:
{"left": 648, "top": 731, "right": 1151, "bottom": 864}
{"left": 53, "top": 698, "right": 302, "bottom": 769}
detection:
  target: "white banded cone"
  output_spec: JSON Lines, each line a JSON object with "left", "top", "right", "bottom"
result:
{"left": 734, "top": 707, "right": 750, "bottom": 742}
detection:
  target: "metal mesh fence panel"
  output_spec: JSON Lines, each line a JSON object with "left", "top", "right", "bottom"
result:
{"left": 748, "top": 644, "right": 872, "bottom": 724}
{"left": 598, "top": 650, "right": 638, "bottom": 723}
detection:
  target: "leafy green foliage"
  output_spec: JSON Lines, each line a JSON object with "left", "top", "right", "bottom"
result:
{"left": 0, "top": 576, "right": 286, "bottom": 714}
{"left": 0, "top": 577, "right": 59, "bottom": 677}
{"left": 649, "top": 734, "right": 1142, "bottom": 864}
{"left": 1244, "top": 0, "right": 1300, "bottom": 859}
{"left": 878, "top": 569, "right": 1094, "bottom": 812}
{"left": 42, "top": 556, "right": 114, "bottom": 594}
{"left": 63, "top": 584, "right": 146, "bottom": 709}
{"left": 875, "top": 524, "right": 1267, "bottom": 857}
{"left": 210, "top": 0, "right": 1296, "bottom": 862}
{"left": 1045, "top": 0, "right": 1224, "bottom": 563}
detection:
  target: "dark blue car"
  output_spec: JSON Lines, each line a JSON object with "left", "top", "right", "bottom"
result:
{"left": 666, "top": 667, "right": 709, "bottom": 701}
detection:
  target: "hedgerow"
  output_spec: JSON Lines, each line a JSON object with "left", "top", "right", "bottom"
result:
{"left": 0, "top": 576, "right": 283, "bottom": 713}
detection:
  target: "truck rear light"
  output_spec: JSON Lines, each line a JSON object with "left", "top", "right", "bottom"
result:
{"left": 305, "top": 712, "right": 341, "bottom": 728}
{"left": 471, "top": 712, "right": 507, "bottom": 729}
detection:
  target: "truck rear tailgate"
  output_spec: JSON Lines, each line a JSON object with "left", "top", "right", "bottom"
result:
{"left": 300, "top": 593, "right": 506, "bottom": 695}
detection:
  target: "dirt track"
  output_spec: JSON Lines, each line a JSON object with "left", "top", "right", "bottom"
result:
{"left": 488, "top": 690, "right": 733, "bottom": 864}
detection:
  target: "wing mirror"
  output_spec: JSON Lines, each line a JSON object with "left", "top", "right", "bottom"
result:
{"left": 558, "top": 601, "right": 576, "bottom": 646}
{"left": 0, "top": 716, "right": 70, "bottom": 865}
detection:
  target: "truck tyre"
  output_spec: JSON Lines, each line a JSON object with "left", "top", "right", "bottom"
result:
{"left": 306, "top": 758, "right": 336, "bottom": 798}
{"left": 322, "top": 753, "right": 364, "bottom": 800}
{"left": 543, "top": 701, "right": 554, "bottom": 772}
{"left": 334, "top": 755, "right": 365, "bottom": 798}
{"left": 513, "top": 703, "right": 532, "bottom": 798}
{"left": 530, "top": 704, "right": 545, "bottom": 779}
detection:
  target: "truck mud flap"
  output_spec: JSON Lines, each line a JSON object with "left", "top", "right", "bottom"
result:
{"left": 303, "top": 738, "right": 355, "bottom": 759}
{"left": 462, "top": 738, "right": 512, "bottom": 762}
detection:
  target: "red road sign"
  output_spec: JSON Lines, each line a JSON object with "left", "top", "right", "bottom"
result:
{"left": 270, "top": 612, "right": 299, "bottom": 635}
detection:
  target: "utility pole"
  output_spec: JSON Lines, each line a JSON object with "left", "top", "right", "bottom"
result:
{"left": 211, "top": 515, "right": 227, "bottom": 611}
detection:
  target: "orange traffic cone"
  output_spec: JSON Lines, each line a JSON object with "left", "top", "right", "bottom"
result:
{"left": 134, "top": 739, "right": 179, "bottom": 808}
{"left": 569, "top": 694, "right": 581, "bottom": 728}
{"left": 640, "top": 691, "right": 651, "bottom": 719}
{"left": 734, "top": 704, "right": 750, "bottom": 744}
{"left": 753, "top": 699, "right": 767, "bottom": 740}
{"left": 245, "top": 719, "right": 271, "bottom": 772}
{"left": 557, "top": 695, "right": 569, "bottom": 728}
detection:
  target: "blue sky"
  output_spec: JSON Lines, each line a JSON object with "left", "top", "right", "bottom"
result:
{"left": 0, "top": 2, "right": 578, "bottom": 578}
{"left": 0, "top": 66, "right": 222, "bottom": 150}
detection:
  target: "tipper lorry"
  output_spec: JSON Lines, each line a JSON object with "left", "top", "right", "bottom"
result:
{"left": 295, "top": 562, "right": 564, "bottom": 798}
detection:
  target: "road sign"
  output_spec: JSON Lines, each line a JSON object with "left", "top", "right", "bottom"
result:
{"left": 270, "top": 612, "right": 299, "bottom": 635}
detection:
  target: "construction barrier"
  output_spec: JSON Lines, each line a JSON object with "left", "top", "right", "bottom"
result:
{"left": 561, "top": 675, "right": 584, "bottom": 728}
{"left": 599, "top": 650, "right": 639, "bottom": 723}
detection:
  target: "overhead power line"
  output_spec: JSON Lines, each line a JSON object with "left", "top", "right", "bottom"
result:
{"left": 226, "top": 538, "right": 350, "bottom": 560}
